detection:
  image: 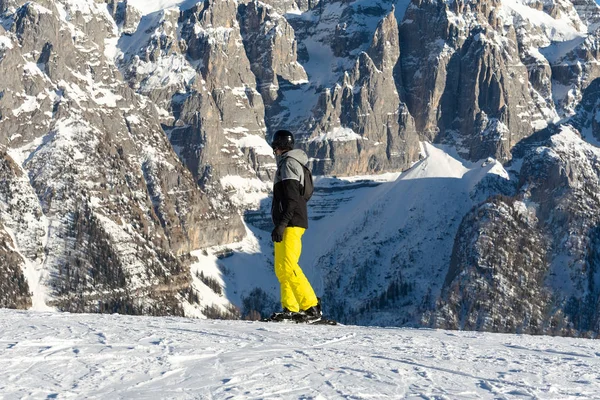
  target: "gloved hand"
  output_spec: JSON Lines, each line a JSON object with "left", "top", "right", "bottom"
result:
{"left": 271, "top": 225, "right": 286, "bottom": 243}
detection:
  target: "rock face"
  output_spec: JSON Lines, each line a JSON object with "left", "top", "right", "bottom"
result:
{"left": 435, "top": 197, "right": 551, "bottom": 334}
{"left": 435, "top": 125, "right": 600, "bottom": 336}
{"left": 117, "top": 0, "right": 275, "bottom": 204}
{"left": 399, "top": 0, "right": 547, "bottom": 161}
{"left": 238, "top": 1, "right": 308, "bottom": 106}
{"left": 0, "top": 233, "right": 30, "bottom": 309}
{"left": 109, "top": 0, "right": 142, "bottom": 35}
{"left": 519, "top": 126, "right": 600, "bottom": 335}
{"left": 271, "top": 1, "right": 423, "bottom": 175}
{"left": 572, "top": 0, "right": 600, "bottom": 26}
{"left": 304, "top": 11, "right": 420, "bottom": 175}
{"left": 0, "top": 152, "right": 31, "bottom": 310}
{"left": 110, "top": 0, "right": 600, "bottom": 177}
{"left": 0, "top": 0, "right": 242, "bottom": 315}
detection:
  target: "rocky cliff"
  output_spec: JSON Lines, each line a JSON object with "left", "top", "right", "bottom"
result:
{"left": 0, "top": 0, "right": 244, "bottom": 315}
{"left": 434, "top": 124, "right": 600, "bottom": 336}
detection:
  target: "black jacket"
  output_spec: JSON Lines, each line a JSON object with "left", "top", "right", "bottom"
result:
{"left": 271, "top": 149, "right": 309, "bottom": 229}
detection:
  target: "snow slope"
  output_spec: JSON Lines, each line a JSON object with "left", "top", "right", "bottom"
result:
{"left": 1, "top": 309, "right": 600, "bottom": 399}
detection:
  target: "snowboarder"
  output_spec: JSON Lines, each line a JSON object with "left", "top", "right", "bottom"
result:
{"left": 267, "top": 129, "right": 322, "bottom": 323}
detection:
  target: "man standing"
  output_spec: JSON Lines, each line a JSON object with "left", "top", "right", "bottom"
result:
{"left": 268, "top": 129, "right": 321, "bottom": 322}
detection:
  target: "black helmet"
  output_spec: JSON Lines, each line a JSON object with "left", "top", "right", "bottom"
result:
{"left": 271, "top": 130, "right": 295, "bottom": 151}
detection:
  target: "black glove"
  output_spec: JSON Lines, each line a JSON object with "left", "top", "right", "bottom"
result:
{"left": 271, "top": 225, "right": 286, "bottom": 243}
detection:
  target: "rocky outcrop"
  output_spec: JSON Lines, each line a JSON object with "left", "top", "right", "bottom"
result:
{"left": 259, "top": 0, "right": 322, "bottom": 15}
{"left": 0, "top": 227, "right": 31, "bottom": 309}
{"left": 549, "top": 29, "right": 600, "bottom": 116}
{"left": 119, "top": 0, "right": 274, "bottom": 192}
{"left": 572, "top": 0, "right": 600, "bottom": 26}
{"left": 0, "top": 150, "right": 47, "bottom": 262}
{"left": 0, "top": 151, "right": 32, "bottom": 310}
{"left": 238, "top": 1, "right": 308, "bottom": 106}
{"left": 399, "top": 0, "right": 545, "bottom": 161}
{"left": 434, "top": 197, "right": 551, "bottom": 334}
{"left": 437, "top": 126, "right": 600, "bottom": 336}
{"left": 397, "top": 0, "right": 454, "bottom": 141}
{"left": 109, "top": 0, "right": 142, "bottom": 35}
{"left": 564, "top": 77, "right": 600, "bottom": 146}
{"left": 302, "top": 10, "right": 420, "bottom": 175}
{"left": 523, "top": 127, "right": 600, "bottom": 335}
{"left": 114, "top": 0, "right": 600, "bottom": 177}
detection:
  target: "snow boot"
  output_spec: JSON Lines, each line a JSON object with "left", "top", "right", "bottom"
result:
{"left": 294, "top": 298, "right": 322, "bottom": 323}
{"left": 264, "top": 308, "right": 297, "bottom": 322}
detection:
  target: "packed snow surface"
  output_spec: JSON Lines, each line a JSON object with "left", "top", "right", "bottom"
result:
{"left": 2, "top": 310, "right": 600, "bottom": 399}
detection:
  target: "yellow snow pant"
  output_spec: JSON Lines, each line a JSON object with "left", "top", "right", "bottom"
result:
{"left": 274, "top": 227, "right": 318, "bottom": 313}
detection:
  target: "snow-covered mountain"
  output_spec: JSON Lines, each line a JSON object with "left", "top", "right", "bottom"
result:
{"left": 3, "top": 0, "right": 600, "bottom": 336}
{"left": 2, "top": 309, "right": 600, "bottom": 398}
{"left": 0, "top": 0, "right": 247, "bottom": 315}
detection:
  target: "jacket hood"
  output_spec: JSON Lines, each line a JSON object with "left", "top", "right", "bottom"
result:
{"left": 281, "top": 149, "right": 309, "bottom": 166}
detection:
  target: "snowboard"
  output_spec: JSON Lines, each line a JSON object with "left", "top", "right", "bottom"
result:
{"left": 260, "top": 314, "right": 338, "bottom": 325}
{"left": 308, "top": 318, "right": 338, "bottom": 326}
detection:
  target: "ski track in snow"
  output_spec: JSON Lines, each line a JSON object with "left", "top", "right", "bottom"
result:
{"left": 1, "top": 310, "right": 600, "bottom": 399}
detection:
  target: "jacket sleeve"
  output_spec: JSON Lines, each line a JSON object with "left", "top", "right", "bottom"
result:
{"left": 278, "top": 160, "right": 303, "bottom": 227}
